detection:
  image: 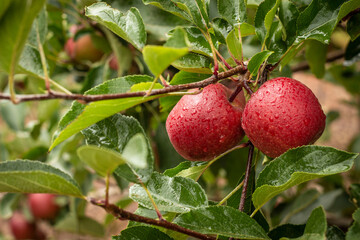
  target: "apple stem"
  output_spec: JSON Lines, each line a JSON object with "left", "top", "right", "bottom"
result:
{"left": 228, "top": 84, "right": 243, "bottom": 103}
{"left": 243, "top": 80, "right": 253, "bottom": 95}
{"left": 239, "top": 142, "right": 254, "bottom": 212}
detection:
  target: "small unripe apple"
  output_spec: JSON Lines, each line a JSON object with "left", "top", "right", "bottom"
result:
{"left": 166, "top": 83, "right": 246, "bottom": 161}
{"left": 28, "top": 193, "right": 59, "bottom": 220}
{"left": 65, "top": 34, "right": 104, "bottom": 63}
{"left": 109, "top": 54, "right": 119, "bottom": 70}
{"left": 9, "top": 212, "right": 36, "bottom": 240}
{"left": 241, "top": 77, "right": 326, "bottom": 158}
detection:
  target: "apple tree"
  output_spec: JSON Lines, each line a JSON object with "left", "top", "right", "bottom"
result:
{"left": 0, "top": 0, "right": 359, "bottom": 239}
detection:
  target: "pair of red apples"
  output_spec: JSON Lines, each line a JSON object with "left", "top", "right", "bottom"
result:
{"left": 166, "top": 77, "right": 326, "bottom": 161}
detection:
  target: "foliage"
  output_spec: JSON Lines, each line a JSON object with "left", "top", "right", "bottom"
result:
{"left": 0, "top": 0, "right": 359, "bottom": 239}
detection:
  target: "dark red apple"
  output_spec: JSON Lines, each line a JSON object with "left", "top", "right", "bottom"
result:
{"left": 166, "top": 83, "right": 246, "bottom": 161}
{"left": 9, "top": 212, "right": 36, "bottom": 240}
{"left": 241, "top": 77, "right": 326, "bottom": 158}
{"left": 28, "top": 193, "right": 59, "bottom": 220}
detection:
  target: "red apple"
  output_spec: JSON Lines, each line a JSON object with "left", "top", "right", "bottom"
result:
{"left": 9, "top": 212, "right": 36, "bottom": 240}
{"left": 109, "top": 54, "right": 119, "bottom": 70}
{"left": 65, "top": 34, "right": 104, "bottom": 63}
{"left": 241, "top": 77, "right": 326, "bottom": 158}
{"left": 166, "top": 83, "right": 246, "bottom": 161}
{"left": 28, "top": 193, "right": 59, "bottom": 220}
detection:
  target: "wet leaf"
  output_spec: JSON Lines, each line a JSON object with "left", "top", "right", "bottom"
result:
{"left": 248, "top": 50, "right": 273, "bottom": 76}
{"left": 82, "top": 114, "right": 154, "bottom": 183}
{"left": 174, "top": 206, "right": 269, "bottom": 239}
{"left": 129, "top": 172, "right": 208, "bottom": 213}
{"left": 113, "top": 226, "right": 174, "bottom": 240}
{"left": 253, "top": 146, "right": 357, "bottom": 209}
{"left": 218, "top": 0, "right": 247, "bottom": 25}
{"left": 85, "top": 2, "right": 146, "bottom": 50}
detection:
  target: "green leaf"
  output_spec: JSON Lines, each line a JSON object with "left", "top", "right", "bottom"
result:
{"left": 0, "top": 0, "right": 11, "bottom": 19}
{"left": 248, "top": 50, "right": 273, "bottom": 76}
{"left": 171, "top": 71, "right": 211, "bottom": 85}
{"left": 174, "top": 206, "right": 270, "bottom": 239}
{"left": 172, "top": 0, "right": 210, "bottom": 31}
{"left": 279, "top": 189, "right": 320, "bottom": 223}
{"left": 129, "top": 172, "right": 208, "bottom": 213}
{"left": 55, "top": 214, "right": 105, "bottom": 237}
{"left": 305, "top": 40, "right": 328, "bottom": 78}
{"left": 50, "top": 75, "right": 159, "bottom": 151}
{"left": 265, "top": 21, "right": 287, "bottom": 64}
{"left": 113, "top": 226, "right": 174, "bottom": 240}
{"left": 164, "top": 161, "right": 207, "bottom": 177}
{"left": 122, "top": 133, "right": 149, "bottom": 169}
{"left": 82, "top": 114, "right": 154, "bottom": 183}
{"left": 328, "top": 64, "right": 360, "bottom": 94}
{"left": 77, "top": 146, "right": 126, "bottom": 177}
{"left": 218, "top": 0, "right": 247, "bottom": 25}
{"left": 345, "top": 37, "right": 360, "bottom": 65}
{"left": 327, "top": 226, "right": 345, "bottom": 240}
{"left": 164, "top": 27, "right": 189, "bottom": 48}
{"left": 27, "top": 7, "right": 47, "bottom": 48}
{"left": 347, "top": 13, "right": 360, "bottom": 41}
{"left": 268, "top": 224, "right": 306, "bottom": 240}
{"left": 252, "top": 146, "right": 357, "bottom": 210}
{"left": 143, "top": 45, "right": 188, "bottom": 76}
{"left": 165, "top": 27, "right": 217, "bottom": 57}
{"left": 296, "top": 0, "right": 360, "bottom": 44}
{"left": 142, "top": 0, "right": 191, "bottom": 21}
{"left": 172, "top": 53, "right": 213, "bottom": 73}
{"left": 254, "top": 0, "right": 281, "bottom": 46}
{"left": 346, "top": 208, "right": 360, "bottom": 240}
{"left": 226, "top": 28, "right": 243, "bottom": 60}
{"left": 0, "top": 160, "right": 83, "bottom": 198}
{"left": 278, "top": 0, "right": 299, "bottom": 46}
{"left": 294, "top": 207, "right": 326, "bottom": 240}
{"left": 17, "top": 44, "right": 44, "bottom": 78}
{"left": 85, "top": 2, "right": 146, "bottom": 50}
{"left": 0, "top": 0, "right": 46, "bottom": 72}
{"left": 115, "top": 0, "right": 188, "bottom": 41}
{"left": 0, "top": 193, "right": 20, "bottom": 219}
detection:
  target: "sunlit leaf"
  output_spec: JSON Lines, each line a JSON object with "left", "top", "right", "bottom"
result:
{"left": 143, "top": 45, "right": 188, "bottom": 76}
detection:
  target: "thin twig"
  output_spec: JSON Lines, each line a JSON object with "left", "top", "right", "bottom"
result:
{"left": 239, "top": 142, "right": 254, "bottom": 212}
{"left": 90, "top": 199, "right": 216, "bottom": 240}
{"left": 0, "top": 65, "right": 247, "bottom": 103}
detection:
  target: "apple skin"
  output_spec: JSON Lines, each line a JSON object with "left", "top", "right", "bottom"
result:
{"left": 166, "top": 83, "right": 246, "bottom": 161}
{"left": 109, "top": 54, "right": 119, "bottom": 70}
{"left": 9, "top": 212, "right": 36, "bottom": 240}
{"left": 28, "top": 193, "right": 59, "bottom": 220}
{"left": 241, "top": 77, "right": 326, "bottom": 158}
{"left": 65, "top": 34, "right": 103, "bottom": 63}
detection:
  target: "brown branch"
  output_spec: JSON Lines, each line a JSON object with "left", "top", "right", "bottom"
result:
{"left": 0, "top": 65, "right": 248, "bottom": 104}
{"left": 90, "top": 199, "right": 216, "bottom": 240}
